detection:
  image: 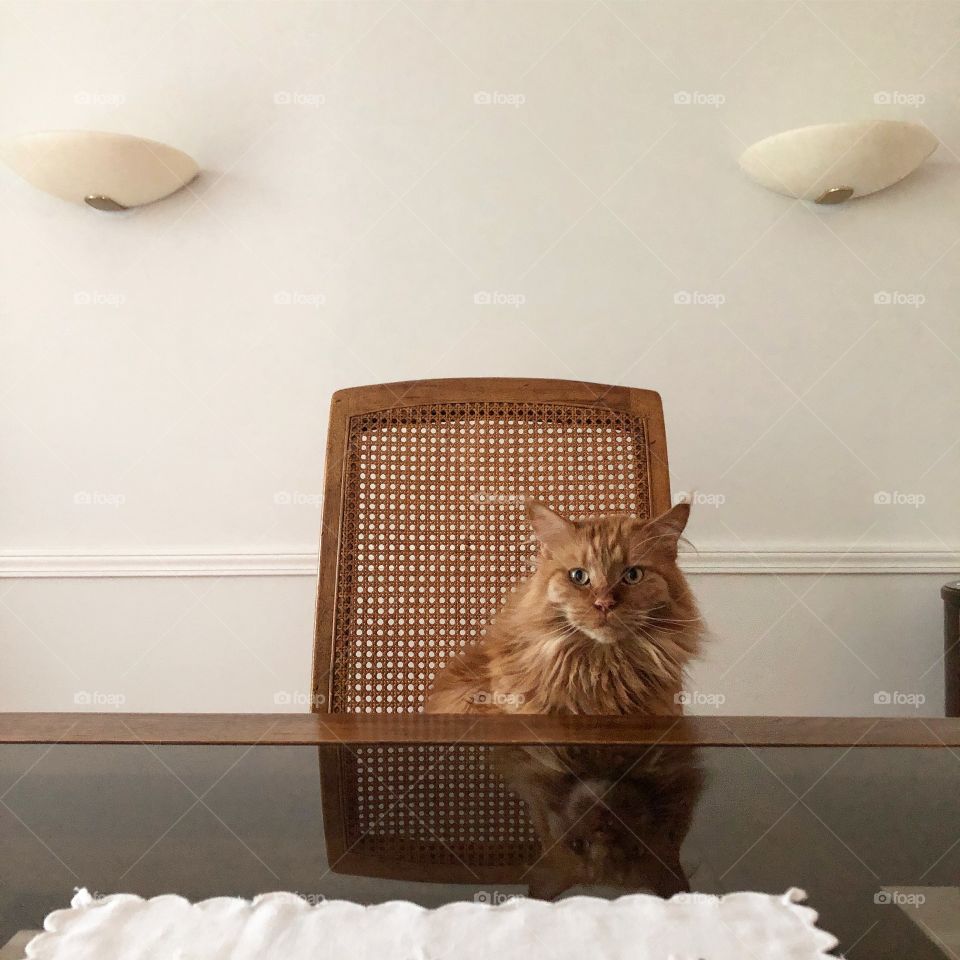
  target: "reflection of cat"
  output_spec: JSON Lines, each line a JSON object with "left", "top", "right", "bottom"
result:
{"left": 495, "top": 745, "right": 704, "bottom": 901}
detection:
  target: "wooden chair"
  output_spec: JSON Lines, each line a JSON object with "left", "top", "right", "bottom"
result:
{"left": 311, "top": 378, "right": 672, "bottom": 880}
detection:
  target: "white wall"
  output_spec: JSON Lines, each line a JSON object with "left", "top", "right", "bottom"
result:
{"left": 1, "top": 0, "right": 958, "bottom": 715}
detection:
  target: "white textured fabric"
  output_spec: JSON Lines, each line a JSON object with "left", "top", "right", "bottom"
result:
{"left": 27, "top": 888, "right": 838, "bottom": 960}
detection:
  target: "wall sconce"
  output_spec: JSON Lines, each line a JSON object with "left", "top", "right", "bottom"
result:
{"left": 0, "top": 130, "right": 199, "bottom": 211}
{"left": 739, "top": 120, "right": 938, "bottom": 204}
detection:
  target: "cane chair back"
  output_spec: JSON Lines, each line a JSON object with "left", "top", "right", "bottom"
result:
{"left": 313, "top": 379, "right": 671, "bottom": 882}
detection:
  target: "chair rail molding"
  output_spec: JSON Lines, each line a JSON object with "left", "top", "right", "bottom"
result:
{"left": 0, "top": 546, "right": 957, "bottom": 578}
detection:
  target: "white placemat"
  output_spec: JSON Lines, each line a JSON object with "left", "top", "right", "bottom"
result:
{"left": 26, "top": 888, "right": 837, "bottom": 959}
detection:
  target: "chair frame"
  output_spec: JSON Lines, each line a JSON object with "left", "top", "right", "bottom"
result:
{"left": 310, "top": 377, "right": 671, "bottom": 711}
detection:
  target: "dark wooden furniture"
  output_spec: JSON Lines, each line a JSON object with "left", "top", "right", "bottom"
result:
{"left": 3, "top": 715, "right": 960, "bottom": 960}
{"left": 3, "top": 713, "right": 960, "bottom": 746}
{"left": 944, "top": 580, "right": 960, "bottom": 716}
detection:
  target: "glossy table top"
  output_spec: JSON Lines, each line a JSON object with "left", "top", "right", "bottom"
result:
{"left": 3, "top": 715, "right": 960, "bottom": 958}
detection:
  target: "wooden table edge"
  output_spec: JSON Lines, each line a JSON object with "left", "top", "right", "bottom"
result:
{"left": 2, "top": 713, "right": 960, "bottom": 747}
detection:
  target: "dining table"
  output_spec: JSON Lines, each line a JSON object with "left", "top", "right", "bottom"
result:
{"left": 2, "top": 712, "right": 960, "bottom": 959}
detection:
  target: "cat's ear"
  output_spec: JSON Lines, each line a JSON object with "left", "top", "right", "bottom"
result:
{"left": 526, "top": 501, "right": 575, "bottom": 550}
{"left": 651, "top": 854, "right": 690, "bottom": 898}
{"left": 637, "top": 501, "right": 690, "bottom": 560}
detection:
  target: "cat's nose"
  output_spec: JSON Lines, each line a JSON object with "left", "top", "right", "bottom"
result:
{"left": 593, "top": 595, "right": 617, "bottom": 613}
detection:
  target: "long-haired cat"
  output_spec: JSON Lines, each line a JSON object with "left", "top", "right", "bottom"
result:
{"left": 425, "top": 500, "right": 702, "bottom": 715}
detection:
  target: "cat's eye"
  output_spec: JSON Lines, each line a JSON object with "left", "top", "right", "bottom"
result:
{"left": 622, "top": 566, "right": 644, "bottom": 584}
{"left": 568, "top": 568, "right": 590, "bottom": 586}
{"left": 569, "top": 837, "right": 589, "bottom": 855}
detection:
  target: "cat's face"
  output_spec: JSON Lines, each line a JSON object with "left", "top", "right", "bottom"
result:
{"left": 497, "top": 745, "right": 703, "bottom": 901}
{"left": 526, "top": 501, "right": 691, "bottom": 645}
{"left": 529, "top": 778, "right": 690, "bottom": 899}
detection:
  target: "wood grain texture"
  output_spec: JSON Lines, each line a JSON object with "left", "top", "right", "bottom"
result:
{"left": 3, "top": 713, "right": 960, "bottom": 746}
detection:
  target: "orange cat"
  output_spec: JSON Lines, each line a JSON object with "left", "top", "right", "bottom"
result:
{"left": 426, "top": 501, "right": 703, "bottom": 715}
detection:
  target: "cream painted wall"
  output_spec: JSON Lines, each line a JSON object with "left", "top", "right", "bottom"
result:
{"left": 1, "top": 1, "right": 958, "bottom": 714}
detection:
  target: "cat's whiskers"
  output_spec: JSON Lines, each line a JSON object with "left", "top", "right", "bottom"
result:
{"left": 630, "top": 531, "right": 688, "bottom": 555}
{"left": 645, "top": 614, "right": 703, "bottom": 623}
{"left": 426, "top": 500, "right": 702, "bottom": 716}
{"left": 608, "top": 612, "right": 688, "bottom": 676}
{"left": 531, "top": 622, "right": 582, "bottom": 657}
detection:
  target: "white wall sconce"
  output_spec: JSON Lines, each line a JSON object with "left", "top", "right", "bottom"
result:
{"left": 739, "top": 120, "right": 938, "bottom": 204}
{"left": 0, "top": 130, "right": 199, "bottom": 211}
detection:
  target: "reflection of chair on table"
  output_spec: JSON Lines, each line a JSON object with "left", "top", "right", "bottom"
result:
{"left": 319, "top": 743, "right": 703, "bottom": 898}
{"left": 319, "top": 744, "right": 539, "bottom": 884}
{"left": 310, "top": 378, "right": 675, "bottom": 887}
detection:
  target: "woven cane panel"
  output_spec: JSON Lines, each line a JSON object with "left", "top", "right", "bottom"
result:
{"left": 340, "top": 744, "right": 539, "bottom": 867}
{"left": 331, "top": 401, "right": 651, "bottom": 713}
